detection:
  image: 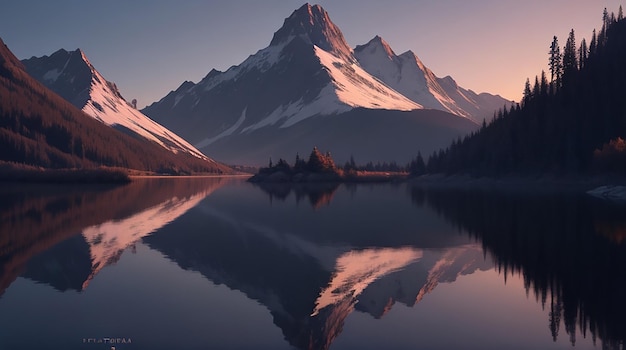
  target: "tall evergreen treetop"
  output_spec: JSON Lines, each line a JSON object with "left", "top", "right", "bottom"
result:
{"left": 422, "top": 5, "right": 626, "bottom": 177}
{"left": 562, "top": 29, "right": 578, "bottom": 80}
{"left": 578, "top": 38, "right": 588, "bottom": 69}
{"left": 549, "top": 36, "right": 563, "bottom": 91}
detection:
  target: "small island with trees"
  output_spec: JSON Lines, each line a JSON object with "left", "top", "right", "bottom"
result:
{"left": 248, "top": 147, "right": 424, "bottom": 183}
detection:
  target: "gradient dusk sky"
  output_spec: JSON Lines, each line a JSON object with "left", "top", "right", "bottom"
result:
{"left": 1, "top": 0, "right": 622, "bottom": 108}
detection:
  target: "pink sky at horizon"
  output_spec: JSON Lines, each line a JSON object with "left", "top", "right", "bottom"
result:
{"left": 0, "top": 1, "right": 623, "bottom": 107}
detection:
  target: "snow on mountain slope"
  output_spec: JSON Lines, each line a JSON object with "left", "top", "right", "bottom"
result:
{"left": 227, "top": 45, "right": 420, "bottom": 136}
{"left": 144, "top": 4, "right": 425, "bottom": 155}
{"left": 355, "top": 37, "right": 460, "bottom": 114}
{"left": 22, "top": 49, "right": 209, "bottom": 160}
{"left": 311, "top": 247, "right": 422, "bottom": 317}
{"left": 142, "top": 3, "right": 488, "bottom": 165}
{"left": 181, "top": 14, "right": 418, "bottom": 140}
{"left": 354, "top": 36, "right": 511, "bottom": 123}
{"left": 80, "top": 188, "right": 211, "bottom": 289}
{"left": 314, "top": 46, "right": 420, "bottom": 112}
{"left": 270, "top": 3, "right": 354, "bottom": 62}
{"left": 354, "top": 244, "right": 492, "bottom": 319}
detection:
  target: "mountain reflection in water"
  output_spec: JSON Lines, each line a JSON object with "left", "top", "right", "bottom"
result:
{"left": 0, "top": 178, "right": 226, "bottom": 296}
{"left": 142, "top": 182, "right": 488, "bottom": 350}
{"left": 0, "top": 180, "right": 624, "bottom": 349}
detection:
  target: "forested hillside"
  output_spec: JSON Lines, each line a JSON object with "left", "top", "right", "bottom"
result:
{"left": 0, "top": 38, "right": 230, "bottom": 174}
{"left": 425, "top": 8, "right": 626, "bottom": 176}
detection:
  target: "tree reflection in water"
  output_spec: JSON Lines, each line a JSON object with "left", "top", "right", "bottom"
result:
{"left": 251, "top": 182, "right": 340, "bottom": 209}
{"left": 410, "top": 186, "right": 626, "bottom": 348}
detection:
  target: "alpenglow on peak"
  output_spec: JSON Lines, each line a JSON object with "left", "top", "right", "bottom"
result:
{"left": 270, "top": 3, "right": 353, "bottom": 62}
{"left": 354, "top": 35, "right": 397, "bottom": 61}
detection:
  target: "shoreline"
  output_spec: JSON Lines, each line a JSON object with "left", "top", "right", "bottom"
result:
{"left": 2, "top": 162, "right": 624, "bottom": 193}
{"left": 250, "top": 169, "right": 626, "bottom": 197}
{"left": 409, "top": 173, "right": 626, "bottom": 194}
{"left": 0, "top": 163, "right": 252, "bottom": 184}
{"left": 0, "top": 167, "right": 131, "bottom": 184}
{"left": 129, "top": 174, "right": 251, "bottom": 180}
{"left": 248, "top": 170, "right": 408, "bottom": 183}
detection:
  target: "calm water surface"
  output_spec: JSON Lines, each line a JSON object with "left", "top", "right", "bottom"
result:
{"left": 0, "top": 178, "right": 624, "bottom": 350}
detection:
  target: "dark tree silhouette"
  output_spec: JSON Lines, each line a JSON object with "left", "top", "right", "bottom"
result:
{"left": 562, "top": 29, "right": 578, "bottom": 82}
{"left": 549, "top": 36, "right": 563, "bottom": 91}
{"left": 0, "top": 38, "right": 229, "bottom": 175}
{"left": 422, "top": 6, "right": 626, "bottom": 177}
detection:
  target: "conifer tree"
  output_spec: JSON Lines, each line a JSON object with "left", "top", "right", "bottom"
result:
{"left": 549, "top": 36, "right": 563, "bottom": 92}
{"left": 540, "top": 70, "right": 549, "bottom": 96}
{"left": 307, "top": 147, "right": 335, "bottom": 172}
{"left": 589, "top": 29, "right": 597, "bottom": 55}
{"left": 523, "top": 78, "right": 532, "bottom": 105}
{"left": 599, "top": 8, "right": 609, "bottom": 46}
{"left": 562, "top": 29, "right": 578, "bottom": 79}
{"left": 294, "top": 153, "right": 306, "bottom": 171}
{"left": 533, "top": 75, "right": 541, "bottom": 97}
{"left": 578, "top": 38, "right": 588, "bottom": 70}
{"left": 410, "top": 151, "right": 426, "bottom": 175}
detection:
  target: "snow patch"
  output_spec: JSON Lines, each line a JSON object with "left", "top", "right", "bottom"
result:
{"left": 239, "top": 45, "right": 422, "bottom": 132}
{"left": 81, "top": 186, "right": 215, "bottom": 289}
{"left": 82, "top": 67, "right": 210, "bottom": 160}
{"left": 241, "top": 84, "right": 350, "bottom": 133}
{"left": 173, "top": 93, "right": 185, "bottom": 109}
{"left": 43, "top": 69, "right": 61, "bottom": 82}
{"left": 355, "top": 40, "right": 479, "bottom": 121}
{"left": 195, "top": 107, "right": 247, "bottom": 148}
{"left": 587, "top": 186, "right": 626, "bottom": 200}
{"left": 42, "top": 53, "right": 72, "bottom": 83}
{"left": 311, "top": 247, "right": 422, "bottom": 316}
{"left": 315, "top": 46, "right": 420, "bottom": 111}
{"left": 201, "top": 42, "right": 287, "bottom": 92}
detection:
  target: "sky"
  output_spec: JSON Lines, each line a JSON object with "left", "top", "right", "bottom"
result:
{"left": 0, "top": 0, "right": 623, "bottom": 108}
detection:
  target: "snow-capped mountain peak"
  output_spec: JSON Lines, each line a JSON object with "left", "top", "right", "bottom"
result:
{"left": 23, "top": 49, "right": 210, "bottom": 160}
{"left": 354, "top": 36, "right": 511, "bottom": 123}
{"left": 314, "top": 46, "right": 420, "bottom": 112}
{"left": 354, "top": 36, "right": 455, "bottom": 114}
{"left": 355, "top": 35, "right": 396, "bottom": 62}
{"left": 270, "top": 3, "right": 354, "bottom": 62}
{"left": 142, "top": 4, "right": 487, "bottom": 166}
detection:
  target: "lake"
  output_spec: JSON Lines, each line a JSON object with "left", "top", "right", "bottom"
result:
{"left": 0, "top": 177, "right": 624, "bottom": 350}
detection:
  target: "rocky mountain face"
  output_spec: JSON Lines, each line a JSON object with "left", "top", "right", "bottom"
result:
{"left": 22, "top": 49, "right": 208, "bottom": 159}
{"left": 143, "top": 4, "right": 509, "bottom": 165}
{"left": 0, "top": 38, "right": 230, "bottom": 174}
{"left": 354, "top": 35, "right": 509, "bottom": 123}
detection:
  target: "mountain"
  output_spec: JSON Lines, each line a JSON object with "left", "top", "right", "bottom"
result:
{"left": 143, "top": 3, "right": 481, "bottom": 166}
{"left": 141, "top": 184, "right": 489, "bottom": 350}
{"left": 22, "top": 49, "right": 207, "bottom": 159}
{"left": 0, "top": 37, "right": 230, "bottom": 174}
{"left": 354, "top": 36, "right": 511, "bottom": 123}
{"left": 0, "top": 177, "right": 225, "bottom": 296}
{"left": 20, "top": 178, "right": 226, "bottom": 292}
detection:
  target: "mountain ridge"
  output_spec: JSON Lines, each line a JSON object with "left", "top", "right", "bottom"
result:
{"left": 0, "top": 37, "right": 230, "bottom": 174}
{"left": 270, "top": 3, "right": 354, "bottom": 62}
{"left": 22, "top": 48, "right": 209, "bottom": 160}
{"left": 142, "top": 3, "right": 507, "bottom": 165}
{"left": 354, "top": 35, "right": 510, "bottom": 123}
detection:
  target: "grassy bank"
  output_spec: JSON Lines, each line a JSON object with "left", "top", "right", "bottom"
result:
{"left": 0, "top": 162, "right": 131, "bottom": 184}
